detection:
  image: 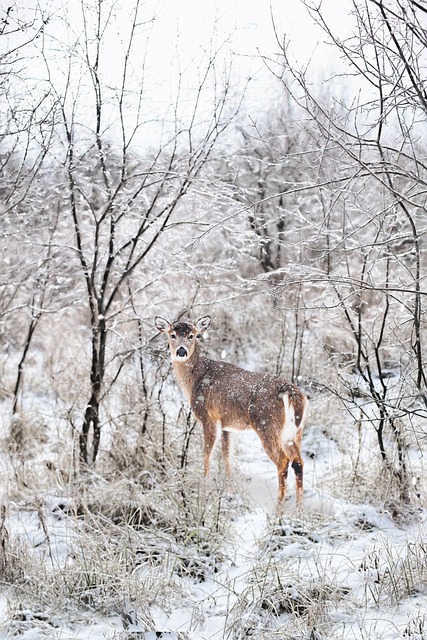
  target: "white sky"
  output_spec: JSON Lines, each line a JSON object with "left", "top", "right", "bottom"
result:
{"left": 7, "top": 0, "right": 356, "bottom": 85}
{"left": 156, "top": 0, "right": 351, "bottom": 55}
{"left": 121, "top": 0, "right": 356, "bottom": 133}
{"left": 147, "top": 0, "right": 355, "bottom": 74}
{"left": 5, "top": 0, "right": 357, "bottom": 148}
{"left": 138, "top": 0, "right": 356, "bottom": 140}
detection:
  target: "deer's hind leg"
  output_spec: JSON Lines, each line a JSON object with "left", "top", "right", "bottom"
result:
{"left": 256, "top": 429, "right": 292, "bottom": 509}
{"left": 282, "top": 440, "right": 304, "bottom": 509}
{"left": 275, "top": 452, "right": 291, "bottom": 509}
{"left": 291, "top": 446, "right": 304, "bottom": 508}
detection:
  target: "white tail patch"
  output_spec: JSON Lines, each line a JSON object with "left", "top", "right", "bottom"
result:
{"left": 282, "top": 393, "right": 297, "bottom": 445}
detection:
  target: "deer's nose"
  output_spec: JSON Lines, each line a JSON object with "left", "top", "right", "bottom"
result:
{"left": 176, "top": 347, "right": 188, "bottom": 358}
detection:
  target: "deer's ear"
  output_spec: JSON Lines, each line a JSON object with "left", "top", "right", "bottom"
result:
{"left": 154, "top": 316, "right": 171, "bottom": 333}
{"left": 195, "top": 316, "right": 211, "bottom": 334}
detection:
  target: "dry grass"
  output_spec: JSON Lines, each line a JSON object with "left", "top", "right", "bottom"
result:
{"left": 0, "top": 464, "right": 236, "bottom": 636}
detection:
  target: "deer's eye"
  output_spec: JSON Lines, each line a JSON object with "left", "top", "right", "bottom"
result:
{"left": 171, "top": 333, "right": 177, "bottom": 339}
{"left": 188, "top": 334, "right": 194, "bottom": 340}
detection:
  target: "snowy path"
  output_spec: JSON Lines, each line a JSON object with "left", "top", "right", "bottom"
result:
{"left": 149, "top": 430, "right": 275, "bottom": 639}
{"left": 151, "top": 429, "right": 306, "bottom": 639}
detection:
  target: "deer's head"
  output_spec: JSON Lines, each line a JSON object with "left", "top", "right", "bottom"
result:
{"left": 155, "top": 315, "right": 211, "bottom": 362}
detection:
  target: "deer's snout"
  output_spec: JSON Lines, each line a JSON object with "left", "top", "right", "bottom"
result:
{"left": 176, "top": 346, "right": 188, "bottom": 359}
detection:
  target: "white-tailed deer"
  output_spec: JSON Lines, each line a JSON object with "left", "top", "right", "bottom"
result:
{"left": 154, "top": 315, "right": 308, "bottom": 509}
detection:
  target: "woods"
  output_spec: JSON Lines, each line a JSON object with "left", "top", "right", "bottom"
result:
{"left": 0, "top": 1, "right": 426, "bottom": 638}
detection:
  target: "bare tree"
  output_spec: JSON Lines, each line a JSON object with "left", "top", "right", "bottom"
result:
{"left": 0, "top": 3, "right": 60, "bottom": 427}
{"left": 24, "top": 0, "right": 244, "bottom": 465}
{"left": 266, "top": 0, "right": 427, "bottom": 493}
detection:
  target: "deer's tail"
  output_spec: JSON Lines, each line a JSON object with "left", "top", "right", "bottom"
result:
{"left": 280, "top": 386, "right": 307, "bottom": 461}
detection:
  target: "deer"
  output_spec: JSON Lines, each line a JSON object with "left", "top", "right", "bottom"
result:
{"left": 154, "top": 315, "right": 308, "bottom": 509}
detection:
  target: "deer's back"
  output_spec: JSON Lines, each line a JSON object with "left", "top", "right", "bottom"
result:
{"left": 191, "top": 357, "right": 304, "bottom": 432}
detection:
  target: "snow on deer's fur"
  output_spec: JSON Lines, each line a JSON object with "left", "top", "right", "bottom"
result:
{"left": 155, "top": 315, "right": 308, "bottom": 509}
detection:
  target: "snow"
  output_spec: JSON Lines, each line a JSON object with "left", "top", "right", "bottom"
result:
{"left": 0, "top": 400, "right": 426, "bottom": 639}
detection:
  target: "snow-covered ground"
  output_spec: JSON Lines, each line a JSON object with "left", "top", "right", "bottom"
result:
{"left": 0, "top": 406, "right": 426, "bottom": 639}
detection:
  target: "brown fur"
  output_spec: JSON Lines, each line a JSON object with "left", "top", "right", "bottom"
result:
{"left": 155, "top": 315, "right": 308, "bottom": 509}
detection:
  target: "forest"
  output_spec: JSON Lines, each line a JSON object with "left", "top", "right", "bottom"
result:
{"left": 0, "top": 1, "right": 426, "bottom": 638}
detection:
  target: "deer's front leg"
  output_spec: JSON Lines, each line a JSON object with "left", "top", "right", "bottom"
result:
{"left": 203, "top": 422, "right": 219, "bottom": 477}
{"left": 221, "top": 429, "right": 232, "bottom": 481}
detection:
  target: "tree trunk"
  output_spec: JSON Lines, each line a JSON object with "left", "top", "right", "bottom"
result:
{"left": 79, "top": 319, "right": 106, "bottom": 466}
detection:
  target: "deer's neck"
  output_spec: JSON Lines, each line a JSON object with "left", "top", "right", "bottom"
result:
{"left": 173, "top": 341, "right": 205, "bottom": 402}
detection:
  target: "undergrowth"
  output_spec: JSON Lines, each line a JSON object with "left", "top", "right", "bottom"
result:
{"left": 0, "top": 467, "right": 236, "bottom": 637}
{"left": 226, "top": 508, "right": 427, "bottom": 640}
